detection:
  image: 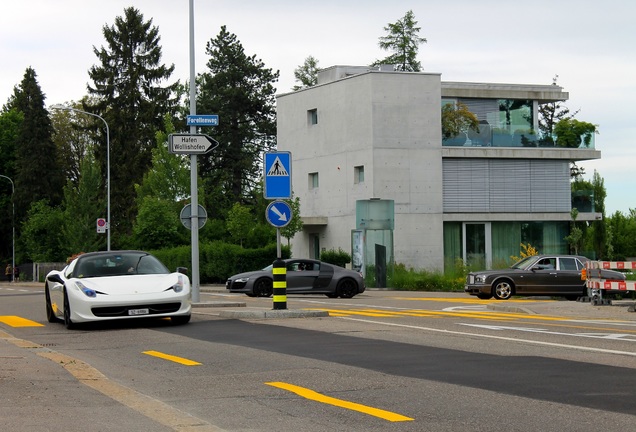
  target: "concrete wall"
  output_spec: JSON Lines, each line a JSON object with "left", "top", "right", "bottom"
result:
{"left": 277, "top": 71, "right": 445, "bottom": 270}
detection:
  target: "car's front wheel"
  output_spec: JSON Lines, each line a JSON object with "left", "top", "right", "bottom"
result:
{"left": 253, "top": 278, "right": 273, "bottom": 297}
{"left": 492, "top": 279, "right": 514, "bottom": 300}
{"left": 63, "top": 289, "right": 75, "bottom": 329}
{"left": 45, "top": 284, "right": 58, "bottom": 323}
{"left": 337, "top": 278, "right": 358, "bottom": 298}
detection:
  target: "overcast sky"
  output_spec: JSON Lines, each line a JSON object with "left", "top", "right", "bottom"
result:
{"left": 1, "top": 0, "right": 634, "bottom": 214}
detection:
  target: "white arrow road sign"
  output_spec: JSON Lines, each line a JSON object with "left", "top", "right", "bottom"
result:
{"left": 169, "top": 134, "right": 219, "bottom": 154}
{"left": 270, "top": 205, "right": 288, "bottom": 222}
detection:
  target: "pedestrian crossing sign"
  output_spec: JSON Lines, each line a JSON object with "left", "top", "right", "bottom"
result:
{"left": 264, "top": 152, "right": 292, "bottom": 199}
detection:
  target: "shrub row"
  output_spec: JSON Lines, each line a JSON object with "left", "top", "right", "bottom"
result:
{"left": 152, "top": 241, "right": 290, "bottom": 283}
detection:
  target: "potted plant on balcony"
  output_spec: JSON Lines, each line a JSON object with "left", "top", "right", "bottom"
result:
{"left": 441, "top": 102, "right": 479, "bottom": 146}
{"left": 554, "top": 119, "right": 598, "bottom": 148}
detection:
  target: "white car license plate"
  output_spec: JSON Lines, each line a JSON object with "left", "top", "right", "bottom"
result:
{"left": 128, "top": 308, "right": 150, "bottom": 316}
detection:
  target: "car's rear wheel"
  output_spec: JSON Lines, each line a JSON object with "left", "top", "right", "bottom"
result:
{"left": 253, "top": 278, "right": 273, "bottom": 297}
{"left": 493, "top": 280, "right": 514, "bottom": 300}
{"left": 171, "top": 314, "right": 191, "bottom": 325}
{"left": 45, "top": 284, "right": 58, "bottom": 323}
{"left": 63, "top": 290, "right": 75, "bottom": 329}
{"left": 337, "top": 278, "right": 358, "bottom": 298}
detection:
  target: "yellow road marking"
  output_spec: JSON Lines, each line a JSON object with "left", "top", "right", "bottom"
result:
{"left": 142, "top": 350, "right": 201, "bottom": 366}
{"left": 266, "top": 382, "right": 413, "bottom": 422}
{"left": 0, "top": 316, "right": 44, "bottom": 327}
{"left": 392, "top": 297, "right": 546, "bottom": 304}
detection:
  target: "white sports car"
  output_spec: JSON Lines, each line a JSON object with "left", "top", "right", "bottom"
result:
{"left": 45, "top": 250, "right": 192, "bottom": 329}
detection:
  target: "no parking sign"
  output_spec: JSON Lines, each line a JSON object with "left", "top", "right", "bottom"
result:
{"left": 96, "top": 218, "right": 107, "bottom": 234}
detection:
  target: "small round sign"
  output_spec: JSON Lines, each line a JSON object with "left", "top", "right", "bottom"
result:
{"left": 266, "top": 200, "right": 292, "bottom": 228}
{"left": 180, "top": 204, "right": 208, "bottom": 230}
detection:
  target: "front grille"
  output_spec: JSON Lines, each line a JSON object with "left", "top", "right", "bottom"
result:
{"left": 227, "top": 279, "right": 246, "bottom": 289}
{"left": 92, "top": 302, "right": 181, "bottom": 317}
{"left": 468, "top": 275, "right": 475, "bottom": 284}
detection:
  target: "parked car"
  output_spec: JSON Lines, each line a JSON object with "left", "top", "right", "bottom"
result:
{"left": 226, "top": 259, "right": 365, "bottom": 298}
{"left": 465, "top": 255, "right": 626, "bottom": 300}
{"left": 45, "top": 250, "right": 191, "bottom": 329}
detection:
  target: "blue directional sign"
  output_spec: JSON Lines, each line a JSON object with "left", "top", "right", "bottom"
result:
{"left": 187, "top": 114, "right": 219, "bottom": 127}
{"left": 266, "top": 200, "right": 292, "bottom": 228}
{"left": 264, "top": 152, "right": 292, "bottom": 199}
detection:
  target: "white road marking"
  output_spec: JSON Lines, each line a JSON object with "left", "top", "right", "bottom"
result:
{"left": 340, "top": 317, "right": 636, "bottom": 357}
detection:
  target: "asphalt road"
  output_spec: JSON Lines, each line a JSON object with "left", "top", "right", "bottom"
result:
{"left": 2, "top": 283, "right": 635, "bottom": 431}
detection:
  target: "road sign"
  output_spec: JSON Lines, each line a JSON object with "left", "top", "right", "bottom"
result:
{"left": 264, "top": 151, "right": 292, "bottom": 199}
{"left": 169, "top": 134, "right": 219, "bottom": 154}
{"left": 186, "top": 114, "right": 219, "bottom": 127}
{"left": 180, "top": 204, "right": 208, "bottom": 230}
{"left": 266, "top": 200, "right": 292, "bottom": 228}
{"left": 96, "top": 218, "right": 107, "bottom": 234}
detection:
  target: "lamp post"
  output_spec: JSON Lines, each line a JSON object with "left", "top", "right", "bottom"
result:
{"left": 51, "top": 105, "right": 111, "bottom": 250}
{"left": 0, "top": 174, "right": 15, "bottom": 282}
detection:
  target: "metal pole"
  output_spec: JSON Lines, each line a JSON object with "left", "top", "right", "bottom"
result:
{"left": 51, "top": 105, "right": 111, "bottom": 250}
{"left": 189, "top": 0, "right": 200, "bottom": 302}
{"left": 0, "top": 175, "right": 14, "bottom": 283}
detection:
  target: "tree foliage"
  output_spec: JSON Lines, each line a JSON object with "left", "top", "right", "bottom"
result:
{"left": 554, "top": 118, "right": 598, "bottom": 148}
{"left": 373, "top": 10, "right": 427, "bottom": 72}
{"left": 538, "top": 75, "right": 579, "bottom": 138}
{"left": 226, "top": 202, "right": 254, "bottom": 247}
{"left": 441, "top": 102, "right": 479, "bottom": 140}
{"left": 197, "top": 26, "right": 279, "bottom": 217}
{"left": 60, "top": 151, "right": 105, "bottom": 255}
{"left": 280, "top": 195, "right": 303, "bottom": 246}
{"left": 8, "top": 68, "right": 64, "bottom": 223}
{"left": 86, "top": 7, "right": 178, "bottom": 240}
{"left": 292, "top": 56, "right": 319, "bottom": 91}
{"left": 20, "top": 200, "right": 66, "bottom": 262}
{"left": 0, "top": 108, "right": 22, "bottom": 260}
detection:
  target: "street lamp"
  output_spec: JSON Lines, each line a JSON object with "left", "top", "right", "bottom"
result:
{"left": 51, "top": 104, "right": 111, "bottom": 250}
{"left": 0, "top": 174, "right": 15, "bottom": 282}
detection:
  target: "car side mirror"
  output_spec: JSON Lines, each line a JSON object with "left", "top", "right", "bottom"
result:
{"left": 176, "top": 267, "right": 188, "bottom": 275}
{"left": 47, "top": 273, "right": 64, "bottom": 284}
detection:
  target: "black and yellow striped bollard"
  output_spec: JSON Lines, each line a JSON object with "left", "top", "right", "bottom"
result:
{"left": 272, "top": 258, "right": 287, "bottom": 310}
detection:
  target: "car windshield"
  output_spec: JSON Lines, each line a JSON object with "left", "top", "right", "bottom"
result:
{"left": 75, "top": 252, "right": 169, "bottom": 278}
{"left": 510, "top": 256, "right": 538, "bottom": 270}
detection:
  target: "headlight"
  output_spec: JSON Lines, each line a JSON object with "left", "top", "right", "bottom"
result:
{"left": 235, "top": 277, "right": 250, "bottom": 283}
{"left": 75, "top": 281, "right": 97, "bottom": 298}
{"left": 173, "top": 275, "right": 185, "bottom": 293}
{"left": 475, "top": 274, "right": 488, "bottom": 284}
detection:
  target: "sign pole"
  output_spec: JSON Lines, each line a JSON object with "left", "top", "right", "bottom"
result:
{"left": 189, "top": 0, "right": 200, "bottom": 303}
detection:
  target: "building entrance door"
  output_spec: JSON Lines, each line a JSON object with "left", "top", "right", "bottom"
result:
{"left": 463, "top": 223, "right": 491, "bottom": 269}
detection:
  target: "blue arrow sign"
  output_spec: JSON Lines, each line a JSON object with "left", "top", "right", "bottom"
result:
{"left": 187, "top": 115, "right": 219, "bottom": 126}
{"left": 266, "top": 200, "right": 292, "bottom": 228}
{"left": 264, "top": 152, "right": 292, "bottom": 199}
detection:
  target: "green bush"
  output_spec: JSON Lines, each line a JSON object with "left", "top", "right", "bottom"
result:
{"left": 152, "top": 241, "right": 290, "bottom": 283}
{"left": 320, "top": 248, "right": 351, "bottom": 268}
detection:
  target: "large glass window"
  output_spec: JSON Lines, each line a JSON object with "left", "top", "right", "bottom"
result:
{"left": 444, "top": 220, "right": 569, "bottom": 270}
{"left": 442, "top": 98, "right": 537, "bottom": 147}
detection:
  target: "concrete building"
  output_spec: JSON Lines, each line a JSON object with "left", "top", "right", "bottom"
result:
{"left": 276, "top": 66, "right": 600, "bottom": 275}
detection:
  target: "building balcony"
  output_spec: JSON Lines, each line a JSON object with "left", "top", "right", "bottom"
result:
{"left": 443, "top": 129, "right": 596, "bottom": 150}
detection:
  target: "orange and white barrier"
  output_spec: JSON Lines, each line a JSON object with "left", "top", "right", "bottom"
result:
{"left": 585, "top": 261, "right": 635, "bottom": 304}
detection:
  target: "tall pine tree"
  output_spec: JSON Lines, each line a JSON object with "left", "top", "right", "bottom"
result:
{"left": 86, "top": 7, "right": 178, "bottom": 240}
{"left": 9, "top": 67, "right": 63, "bottom": 223}
{"left": 197, "top": 26, "right": 279, "bottom": 217}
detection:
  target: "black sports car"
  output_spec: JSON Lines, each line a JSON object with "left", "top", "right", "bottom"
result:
{"left": 226, "top": 259, "right": 365, "bottom": 298}
{"left": 465, "top": 255, "right": 626, "bottom": 300}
